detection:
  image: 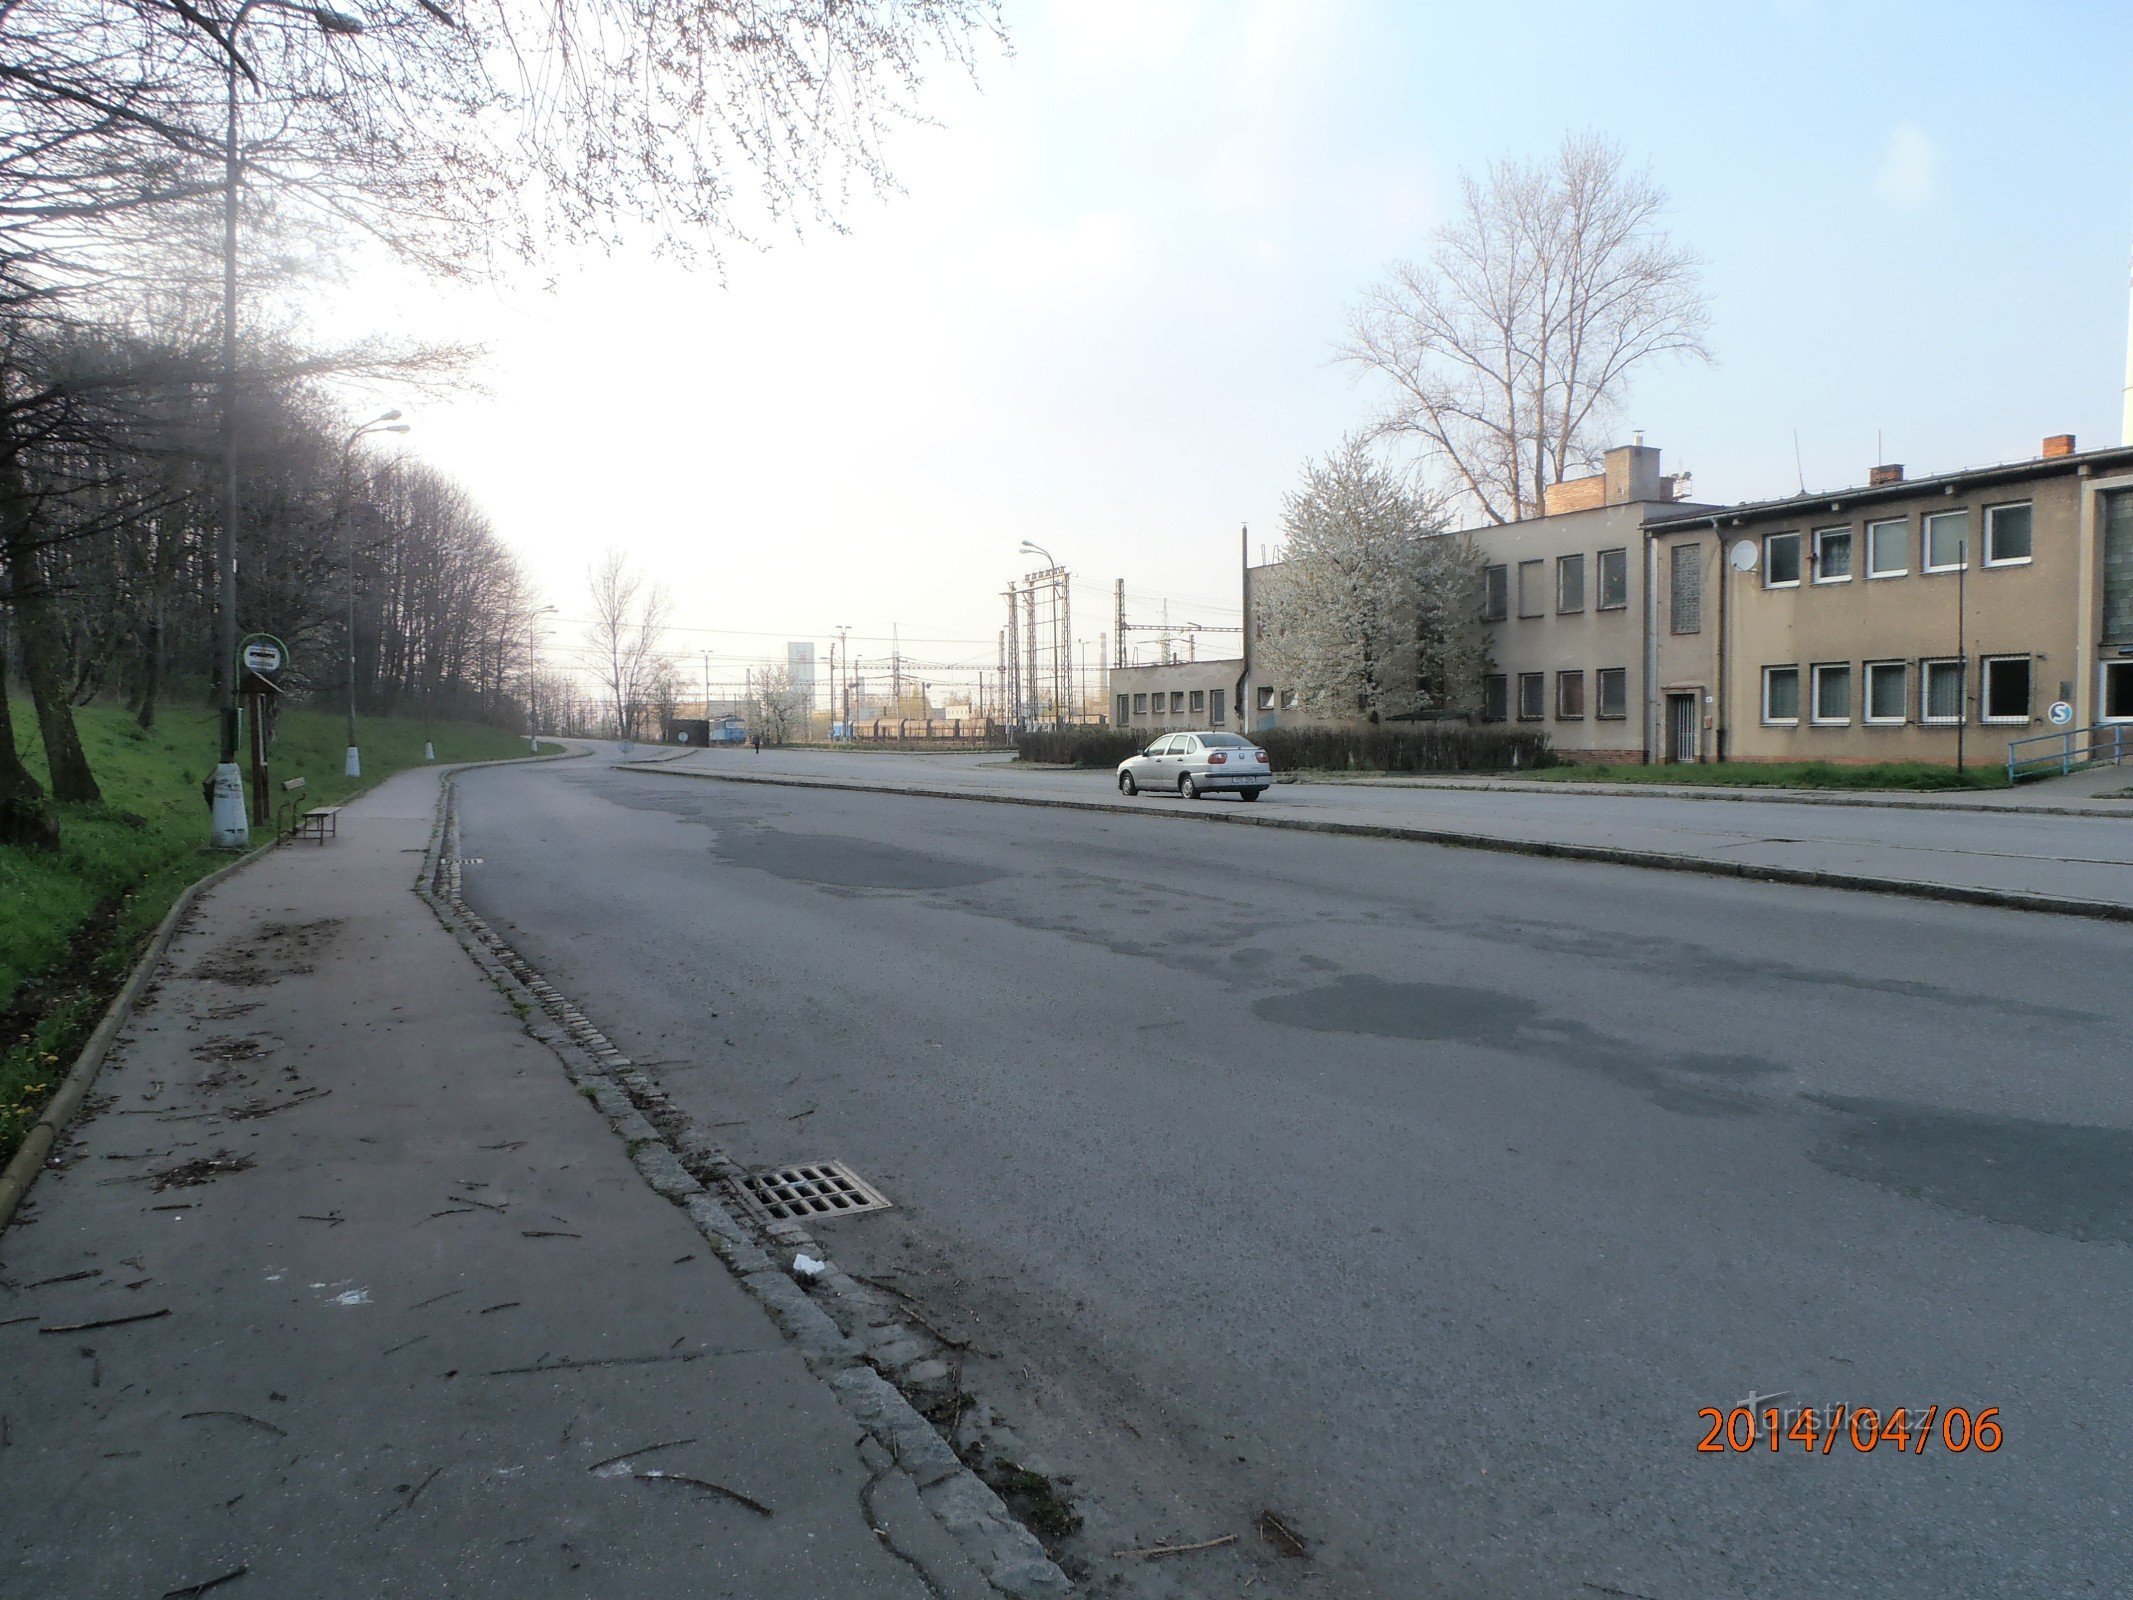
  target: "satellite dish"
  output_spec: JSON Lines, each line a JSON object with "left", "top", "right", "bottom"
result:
{"left": 1728, "top": 539, "right": 1759, "bottom": 573}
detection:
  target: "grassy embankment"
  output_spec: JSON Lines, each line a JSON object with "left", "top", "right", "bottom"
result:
{"left": 1, "top": 701, "right": 547, "bottom": 1164}
{"left": 1520, "top": 760, "right": 2013, "bottom": 791}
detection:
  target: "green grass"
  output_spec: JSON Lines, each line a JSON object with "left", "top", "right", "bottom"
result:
{"left": 1, "top": 698, "right": 548, "bottom": 1163}
{"left": 1518, "top": 760, "right": 2013, "bottom": 792}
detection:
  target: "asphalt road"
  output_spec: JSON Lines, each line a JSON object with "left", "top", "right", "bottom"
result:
{"left": 456, "top": 753, "right": 2133, "bottom": 1599}
{"left": 638, "top": 746, "right": 2133, "bottom": 911}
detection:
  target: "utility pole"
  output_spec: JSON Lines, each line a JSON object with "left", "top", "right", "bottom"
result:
{"left": 700, "top": 650, "right": 712, "bottom": 719}
{"left": 1057, "top": 572, "right": 1072, "bottom": 726}
{"left": 1023, "top": 582, "right": 1039, "bottom": 728}
{"left": 1003, "top": 592, "right": 1021, "bottom": 732}
{"left": 1114, "top": 579, "right": 1126, "bottom": 668}
{"left": 892, "top": 623, "right": 901, "bottom": 705}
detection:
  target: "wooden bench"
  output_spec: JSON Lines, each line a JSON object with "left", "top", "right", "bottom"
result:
{"left": 281, "top": 776, "right": 341, "bottom": 844}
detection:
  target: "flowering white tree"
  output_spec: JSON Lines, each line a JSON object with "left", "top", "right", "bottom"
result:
{"left": 1256, "top": 438, "right": 1486, "bottom": 722}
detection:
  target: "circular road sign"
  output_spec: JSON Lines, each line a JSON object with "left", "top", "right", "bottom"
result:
{"left": 2047, "top": 700, "right": 2075, "bottom": 726}
{"left": 239, "top": 634, "right": 286, "bottom": 675}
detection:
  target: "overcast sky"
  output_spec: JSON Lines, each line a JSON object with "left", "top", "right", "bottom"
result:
{"left": 329, "top": 0, "right": 2133, "bottom": 695}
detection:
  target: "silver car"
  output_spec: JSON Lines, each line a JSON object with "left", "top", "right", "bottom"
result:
{"left": 1117, "top": 731, "right": 1273, "bottom": 801}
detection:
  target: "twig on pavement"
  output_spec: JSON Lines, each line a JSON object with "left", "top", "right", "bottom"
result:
{"left": 1111, "top": 1534, "right": 1237, "bottom": 1559}
{"left": 587, "top": 1437, "right": 695, "bottom": 1473}
{"left": 160, "top": 1562, "right": 248, "bottom": 1598}
{"left": 39, "top": 1308, "right": 170, "bottom": 1334}
{"left": 634, "top": 1470, "right": 774, "bottom": 1517}
{"left": 180, "top": 1411, "right": 287, "bottom": 1438}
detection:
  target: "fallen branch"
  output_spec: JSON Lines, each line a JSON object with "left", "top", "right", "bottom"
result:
{"left": 180, "top": 1411, "right": 287, "bottom": 1438}
{"left": 587, "top": 1436, "right": 695, "bottom": 1473}
{"left": 230, "top": 1089, "right": 332, "bottom": 1121}
{"left": 521, "top": 1229, "right": 582, "bottom": 1239}
{"left": 1257, "top": 1509, "right": 1308, "bottom": 1558}
{"left": 160, "top": 1562, "right": 248, "bottom": 1598}
{"left": 1112, "top": 1534, "right": 1237, "bottom": 1560}
{"left": 24, "top": 1269, "right": 101, "bottom": 1289}
{"left": 40, "top": 1308, "right": 171, "bottom": 1334}
{"left": 486, "top": 1352, "right": 705, "bottom": 1377}
{"left": 634, "top": 1470, "right": 774, "bottom": 1517}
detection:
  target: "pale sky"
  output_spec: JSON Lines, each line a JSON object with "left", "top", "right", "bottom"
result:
{"left": 324, "top": 0, "right": 2133, "bottom": 699}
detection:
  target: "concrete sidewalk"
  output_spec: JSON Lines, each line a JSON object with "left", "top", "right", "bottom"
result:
{"left": 0, "top": 763, "right": 1031, "bottom": 1599}
{"left": 625, "top": 746, "right": 2133, "bottom": 917}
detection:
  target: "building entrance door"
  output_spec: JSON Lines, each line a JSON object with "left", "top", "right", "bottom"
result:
{"left": 1666, "top": 692, "right": 1700, "bottom": 763}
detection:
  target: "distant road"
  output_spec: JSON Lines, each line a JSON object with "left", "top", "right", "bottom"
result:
{"left": 633, "top": 745, "right": 2133, "bottom": 913}
{"left": 456, "top": 755, "right": 2133, "bottom": 1599}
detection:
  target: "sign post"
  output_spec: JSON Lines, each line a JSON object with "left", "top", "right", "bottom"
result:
{"left": 236, "top": 635, "right": 289, "bottom": 832}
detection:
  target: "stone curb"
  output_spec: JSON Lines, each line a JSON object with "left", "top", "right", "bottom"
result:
{"left": 1287, "top": 773, "right": 2133, "bottom": 818}
{"left": 0, "top": 744, "right": 576, "bottom": 1239}
{"left": 417, "top": 776, "right": 1071, "bottom": 1600}
{"left": 617, "top": 765, "right": 2133, "bottom": 925}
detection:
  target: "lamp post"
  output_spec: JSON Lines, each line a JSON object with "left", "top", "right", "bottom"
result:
{"left": 338, "top": 411, "right": 408, "bottom": 778}
{"left": 527, "top": 604, "right": 558, "bottom": 752}
{"left": 1017, "top": 540, "right": 1062, "bottom": 727}
{"left": 209, "top": 0, "right": 368, "bottom": 846}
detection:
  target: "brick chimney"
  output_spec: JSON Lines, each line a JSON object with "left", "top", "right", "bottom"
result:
{"left": 1868, "top": 464, "right": 1905, "bottom": 487}
{"left": 2041, "top": 433, "right": 2075, "bottom": 458}
{"left": 1603, "top": 442, "right": 1665, "bottom": 505}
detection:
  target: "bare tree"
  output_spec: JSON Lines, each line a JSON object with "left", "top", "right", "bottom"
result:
{"left": 586, "top": 550, "right": 669, "bottom": 740}
{"left": 1255, "top": 438, "right": 1485, "bottom": 723}
{"left": 1342, "top": 133, "right": 1709, "bottom": 525}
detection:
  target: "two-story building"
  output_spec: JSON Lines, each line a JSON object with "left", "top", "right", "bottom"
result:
{"left": 1645, "top": 434, "right": 2133, "bottom": 765}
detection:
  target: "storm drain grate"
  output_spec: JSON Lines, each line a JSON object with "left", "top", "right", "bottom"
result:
{"left": 742, "top": 1161, "right": 893, "bottom": 1221}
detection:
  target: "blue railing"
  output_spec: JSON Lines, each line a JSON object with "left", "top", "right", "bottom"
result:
{"left": 2007, "top": 721, "right": 2128, "bottom": 782}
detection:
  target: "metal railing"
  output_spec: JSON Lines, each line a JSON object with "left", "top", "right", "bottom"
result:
{"left": 2007, "top": 721, "right": 2128, "bottom": 782}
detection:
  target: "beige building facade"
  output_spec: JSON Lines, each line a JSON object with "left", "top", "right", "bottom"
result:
{"left": 1647, "top": 436, "right": 2133, "bottom": 766}
{"left": 1109, "top": 658, "right": 1245, "bottom": 733}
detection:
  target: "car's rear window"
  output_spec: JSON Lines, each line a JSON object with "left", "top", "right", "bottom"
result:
{"left": 1198, "top": 733, "right": 1254, "bottom": 747}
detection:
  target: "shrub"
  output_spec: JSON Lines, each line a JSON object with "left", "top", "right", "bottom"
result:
{"left": 1253, "top": 722, "right": 1552, "bottom": 773}
{"left": 1015, "top": 728, "right": 1142, "bottom": 767}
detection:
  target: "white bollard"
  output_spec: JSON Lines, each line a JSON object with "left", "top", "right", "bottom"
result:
{"left": 424, "top": 741, "right": 435, "bottom": 761}
{"left": 344, "top": 745, "right": 361, "bottom": 778}
{"left": 208, "top": 763, "right": 249, "bottom": 849}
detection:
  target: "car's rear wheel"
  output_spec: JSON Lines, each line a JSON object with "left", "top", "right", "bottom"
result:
{"left": 1180, "top": 773, "right": 1200, "bottom": 800}
{"left": 1118, "top": 770, "right": 1138, "bottom": 795}
{"left": 1240, "top": 787, "right": 1264, "bottom": 802}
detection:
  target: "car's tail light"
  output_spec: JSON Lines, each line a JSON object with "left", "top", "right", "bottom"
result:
{"left": 1253, "top": 749, "right": 1268, "bottom": 762}
{"left": 1207, "top": 751, "right": 1227, "bottom": 764}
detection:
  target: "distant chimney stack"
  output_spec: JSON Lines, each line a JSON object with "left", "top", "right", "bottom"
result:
{"left": 1868, "top": 464, "right": 1905, "bottom": 487}
{"left": 2041, "top": 433, "right": 2075, "bottom": 458}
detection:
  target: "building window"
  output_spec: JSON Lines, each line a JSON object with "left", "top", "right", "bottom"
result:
{"left": 1557, "top": 554, "right": 1586, "bottom": 614}
{"left": 1597, "top": 548, "right": 1628, "bottom": 610}
{"left": 1189, "top": 689, "right": 1205, "bottom": 713}
{"left": 1867, "top": 517, "right": 1908, "bottom": 578}
{"left": 1256, "top": 686, "right": 1275, "bottom": 711}
{"left": 1670, "top": 544, "right": 1701, "bottom": 634}
{"left": 1117, "top": 694, "right": 1130, "bottom": 723}
{"left": 1865, "top": 661, "right": 1907, "bottom": 725}
{"left": 1132, "top": 693, "right": 1148, "bottom": 714}
{"left": 1762, "top": 665, "right": 1800, "bottom": 725}
{"left": 1811, "top": 662, "right": 1852, "bottom": 725}
{"left": 1922, "top": 658, "right": 1965, "bottom": 724}
{"left": 1482, "top": 564, "right": 1508, "bottom": 622}
{"left": 1211, "top": 694, "right": 1226, "bottom": 725}
{"left": 1981, "top": 656, "right": 2032, "bottom": 723}
{"left": 1482, "top": 674, "right": 1508, "bottom": 722}
{"left": 1924, "top": 509, "right": 1970, "bottom": 573}
{"left": 1517, "top": 672, "right": 1545, "bottom": 721}
{"left": 1556, "top": 670, "right": 1585, "bottom": 719}
{"left": 1813, "top": 526, "right": 1853, "bottom": 583}
{"left": 1170, "top": 691, "right": 1185, "bottom": 712}
{"left": 1595, "top": 667, "right": 1628, "bottom": 720}
{"left": 1985, "top": 502, "right": 2033, "bottom": 566}
{"left": 1764, "top": 531, "right": 1803, "bottom": 587}
{"left": 1517, "top": 559, "right": 1545, "bottom": 618}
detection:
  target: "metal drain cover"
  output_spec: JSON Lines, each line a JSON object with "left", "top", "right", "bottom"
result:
{"left": 742, "top": 1161, "right": 892, "bottom": 1221}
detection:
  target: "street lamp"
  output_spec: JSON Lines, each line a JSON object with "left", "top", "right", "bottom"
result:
{"left": 339, "top": 410, "right": 408, "bottom": 778}
{"left": 1018, "top": 539, "right": 1055, "bottom": 568}
{"left": 209, "top": 0, "right": 372, "bottom": 846}
{"left": 527, "top": 605, "right": 559, "bottom": 752}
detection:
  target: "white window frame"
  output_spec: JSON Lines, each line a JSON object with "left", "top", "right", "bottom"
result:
{"left": 1923, "top": 509, "right": 1969, "bottom": 574}
{"left": 1255, "top": 686, "right": 1274, "bottom": 711}
{"left": 1132, "top": 692, "right": 1148, "bottom": 714}
{"left": 1279, "top": 688, "right": 1299, "bottom": 710}
{"left": 1980, "top": 655, "right": 2033, "bottom": 725}
{"left": 1481, "top": 674, "right": 1508, "bottom": 723}
{"left": 1210, "top": 695, "right": 1226, "bottom": 725}
{"left": 1555, "top": 669, "right": 1585, "bottom": 720}
{"left": 1920, "top": 658, "right": 1965, "bottom": 725}
{"left": 1189, "top": 688, "right": 1205, "bottom": 713}
{"left": 1863, "top": 661, "right": 1908, "bottom": 726}
{"left": 1866, "top": 517, "right": 1908, "bottom": 578}
{"left": 1116, "top": 694, "right": 1130, "bottom": 723}
{"left": 1761, "top": 664, "right": 1801, "bottom": 726}
{"left": 1516, "top": 672, "right": 1545, "bottom": 721}
{"left": 1597, "top": 548, "right": 1629, "bottom": 611}
{"left": 1595, "top": 667, "right": 1628, "bottom": 720}
{"left": 1984, "top": 501, "right": 2034, "bottom": 568}
{"left": 1763, "top": 530, "right": 1803, "bottom": 589}
{"left": 1810, "top": 662, "right": 1853, "bottom": 726}
{"left": 1812, "top": 526, "right": 1854, "bottom": 584}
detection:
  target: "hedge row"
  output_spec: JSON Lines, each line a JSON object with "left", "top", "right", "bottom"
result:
{"left": 1015, "top": 728, "right": 1142, "bottom": 767}
{"left": 1254, "top": 723, "right": 1553, "bottom": 773}
{"left": 1015, "top": 722, "right": 1552, "bottom": 773}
